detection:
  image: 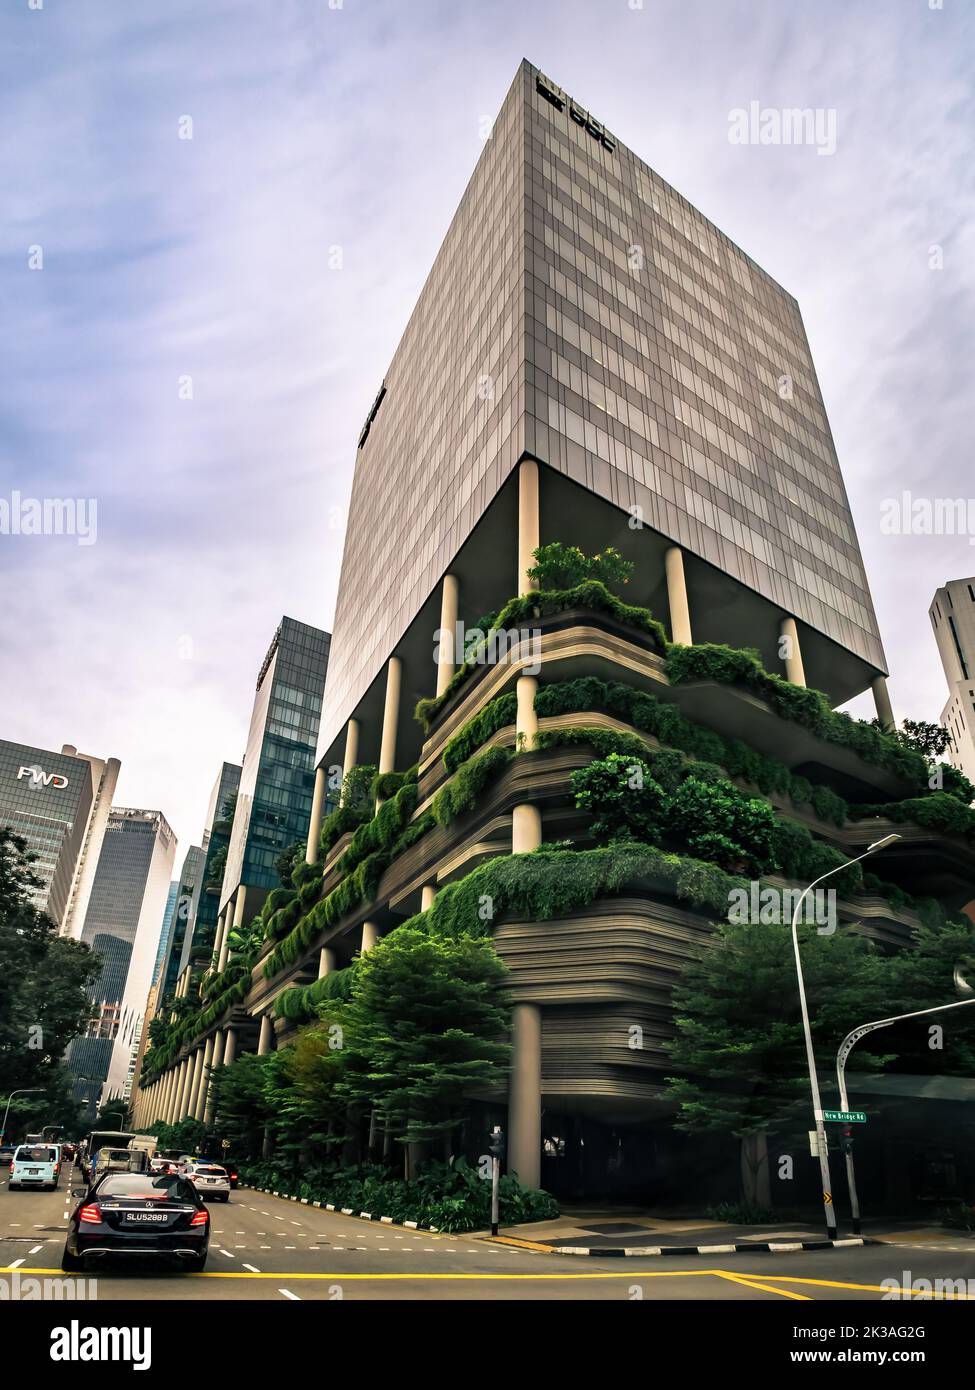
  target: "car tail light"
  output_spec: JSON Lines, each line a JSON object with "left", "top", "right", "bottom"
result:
{"left": 79, "top": 1203, "right": 101, "bottom": 1224}
{"left": 190, "top": 1209, "right": 208, "bottom": 1227}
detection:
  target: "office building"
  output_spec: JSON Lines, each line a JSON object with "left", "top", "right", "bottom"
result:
{"left": 931, "top": 578, "right": 975, "bottom": 787}
{"left": 0, "top": 739, "right": 120, "bottom": 932}
{"left": 68, "top": 807, "right": 176, "bottom": 1119}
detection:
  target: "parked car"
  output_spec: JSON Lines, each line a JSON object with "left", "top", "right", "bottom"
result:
{"left": 61, "top": 1170, "right": 210, "bottom": 1272}
{"left": 0, "top": 1144, "right": 17, "bottom": 1166}
{"left": 9, "top": 1143, "right": 61, "bottom": 1190}
{"left": 179, "top": 1161, "right": 230, "bottom": 1203}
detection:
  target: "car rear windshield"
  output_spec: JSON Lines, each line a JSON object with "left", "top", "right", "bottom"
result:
{"left": 97, "top": 1173, "right": 196, "bottom": 1201}
{"left": 16, "top": 1147, "right": 56, "bottom": 1162}
{"left": 194, "top": 1166, "right": 226, "bottom": 1176}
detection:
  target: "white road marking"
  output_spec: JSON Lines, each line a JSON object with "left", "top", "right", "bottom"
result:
{"left": 7, "top": 1259, "right": 24, "bottom": 1269}
{"left": 242, "top": 1263, "right": 260, "bottom": 1273}
{"left": 219, "top": 1249, "right": 235, "bottom": 1258}
{"left": 28, "top": 1245, "right": 42, "bottom": 1254}
{"left": 279, "top": 1288, "right": 300, "bottom": 1301}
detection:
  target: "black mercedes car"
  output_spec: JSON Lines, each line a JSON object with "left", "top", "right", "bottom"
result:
{"left": 62, "top": 1170, "right": 210, "bottom": 1272}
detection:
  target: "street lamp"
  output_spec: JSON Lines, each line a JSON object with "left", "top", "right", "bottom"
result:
{"left": 836, "top": 978, "right": 975, "bottom": 1234}
{"left": 790, "top": 833, "right": 901, "bottom": 1241}
{"left": 0, "top": 1089, "right": 45, "bottom": 1145}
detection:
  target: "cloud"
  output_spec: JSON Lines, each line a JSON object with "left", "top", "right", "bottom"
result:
{"left": 1, "top": 0, "right": 972, "bottom": 854}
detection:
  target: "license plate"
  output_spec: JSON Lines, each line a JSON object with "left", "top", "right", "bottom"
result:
{"left": 125, "top": 1213, "right": 168, "bottom": 1224}
{"left": 28, "top": 1169, "right": 39, "bottom": 1175}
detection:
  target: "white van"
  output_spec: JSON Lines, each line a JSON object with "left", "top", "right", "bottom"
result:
{"left": 9, "top": 1143, "right": 61, "bottom": 1190}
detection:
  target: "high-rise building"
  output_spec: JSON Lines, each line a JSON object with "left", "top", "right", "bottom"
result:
{"left": 153, "top": 881, "right": 181, "bottom": 987}
{"left": 0, "top": 739, "right": 120, "bottom": 932}
{"left": 137, "top": 63, "right": 968, "bottom": 1203}
{"left": 930, "top": 577, "right": 975, "bottom": 786}
{"left": 317, "top": 60, "right": 892, "bottom": 778}
{"left": 210, "top": 618, "right": 330, "bottom": 973}
{"left": 155, "top": 846, "right": 205, "bottom": 1004}
{"left": 67, "top": 807, "right": 176, "bottom": 1120}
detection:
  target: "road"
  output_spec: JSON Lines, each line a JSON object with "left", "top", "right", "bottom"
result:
{"left": 2, "top": 1171, "right": 974, "bottom": 1301}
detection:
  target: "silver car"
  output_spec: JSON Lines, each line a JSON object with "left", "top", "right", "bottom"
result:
{"left": 180, "top": 1161, "right": 230, "bottom": 1203}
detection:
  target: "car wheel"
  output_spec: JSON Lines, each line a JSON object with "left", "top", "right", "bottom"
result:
{"left": 60, "top": 1247, "right": 84, "bottom": 1273}
{"left": 183, "top": 1254, "right": 207, "bottom": 1273}
{"left": 220, "top": 1193, "right": 229, "bottom": 1202}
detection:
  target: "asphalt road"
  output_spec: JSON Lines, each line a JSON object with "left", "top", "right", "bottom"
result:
{"left": 2, "top": 1171, "right": 974, "bottom": 1302}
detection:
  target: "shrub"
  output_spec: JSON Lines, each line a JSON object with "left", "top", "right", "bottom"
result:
{"left": 527, "top": 541, "right": 633, "bottom": 593}
{"left": 571, "top": 753, "right": 668, "bottom": 843}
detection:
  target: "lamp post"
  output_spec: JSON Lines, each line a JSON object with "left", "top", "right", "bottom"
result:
{"left": 790, "top": 833, "right": 901, "bottom": 1241}
{"left": 836, "top": 973, "right": 975, "bottom": 1234}
{"left": 0, "top": 1089, "right": 45, "bottom": 1145}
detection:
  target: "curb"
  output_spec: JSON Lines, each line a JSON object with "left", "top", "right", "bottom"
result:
{"left": 244, "top": 1185, "right": 442, "bottom": 1236}
{"left": 495, "top": 1235, "right": 871, "bottom": 1258}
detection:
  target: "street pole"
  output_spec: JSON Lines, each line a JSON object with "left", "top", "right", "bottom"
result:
{"left": 0, "top": 1089, "right": 45, "bottom": 1146}
{"left": 790, "top": 834, "right": 900, "bottom": 1241}
{"left": 489, "top": 1126, "right": 503, "bottom": 1237}
{"left": 836, "top": 993, "right": 975, "bottom": 1234}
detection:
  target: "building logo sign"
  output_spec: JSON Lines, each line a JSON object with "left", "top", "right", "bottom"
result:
{"left": 535, "top": 72, "right": 615, "bottom": 151}
{"left": 17, "top": 764, "right": 69, "bottom": 790}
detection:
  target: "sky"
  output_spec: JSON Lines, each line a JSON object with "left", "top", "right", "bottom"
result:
{"left": 1, "top": 0, "right": 973, "bottom": 863}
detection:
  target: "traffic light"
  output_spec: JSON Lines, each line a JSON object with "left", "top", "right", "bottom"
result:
{"left": 488, "top": 1127, "right": 505, "bottom": 1160}
{"left": 840, "top": 1126, "right": 854, "bottom": 1155}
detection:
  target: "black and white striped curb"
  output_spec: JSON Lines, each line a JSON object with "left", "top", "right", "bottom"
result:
{"left": 528, "top": 1236, "right": 869, "bottom": 1258}
{"left": 244, "top": 1185, "right": 442, "bottom": 1236}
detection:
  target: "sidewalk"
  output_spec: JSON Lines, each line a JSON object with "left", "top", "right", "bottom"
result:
{"left": 482, "top": 1206, "right": 972, "bottom": 1257}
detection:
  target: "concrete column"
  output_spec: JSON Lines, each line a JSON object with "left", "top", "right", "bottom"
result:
{"left": 378, "top": 657, "right": 402, "bottom": 778}
{"left": 223, "top": 1029, "right": 237, "bottom": 1068}
{"left": 204, "top": 1030, "right": 225, "bottom": 1126}
{"left": 194, "top": 1036, "right": 214, "bottom": 1121}
{"left": 212, "top": 908, "right": 229, "bottom": 971}
{"left": 145, "top": 1084, "right": 155, "bottom": 1128}
{"left": 258, "top": 1015, "right": 274, "bottom": 1056}
{"left": 219, "top": 887, "right": 247, "bottom": 974}
{"left": 508, "top": 1003, "right": 542, "bottom": 1188}
{"left": 306, "top": 765, "right": 328, "bottom": 865}
{"left": 162, "top": 1069, "right": 176, "bottom": 1125}
{"left": 512, "top": 803, "right": 542, "bottom": 854}
{"left": 186, "top": 1048, "right": 204, "bottom": 1122}
{"left": 318, "top": 946, "right": 337, "bottom": 978}
{"left": 516, "top": 674, "right": 538, "bottom": 751}
{"left": 665, "top": 546, "right": 692, "bottom": 645}
{"left": 172, "top": 1059, "right": 189, "bottom": 1122}
{"left": 340, "top": 719, "right": 360, "bottom": 805}
{"left": 421, "top": 884, "right": 436, "bottom": 912}
{"left": 779, "top": 616, "right": 806, "bottom": 688}
{"left": 361, "top": 921, "right": 379, "bottom": 954}
{"left": 518, "top": 459, "right": 540, "bottom": 593}
{"left": 872, "top": 675, "right": 895, "bottom": 730}
{"left": 436, "top": 573, "right": 460, "bottom": 697}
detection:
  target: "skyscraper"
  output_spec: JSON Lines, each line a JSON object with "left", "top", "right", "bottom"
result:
{"left": 317, "top": 59, "right": 892, "bottom": 781}
{"left": 137, "top": 63, "right": 962, "bottom": 1203}
{"left": 0, "top": 739, "right": 120, "bottom": 932}
{"left": 68, "top": 807, "right": 176, "bottom": 1119}
{"left": 210, "top": 617, "right": 330, "bottom": 973}
{"left": 931, "top": 577, "right": 975, "bottom": 786}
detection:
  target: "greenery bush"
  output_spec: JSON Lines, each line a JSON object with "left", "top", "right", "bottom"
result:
{"left": 443, "top": 692, "right": 518, "bottom": 773}
{"left": 240, "top": 1157, "right": 558, "bottom": 1234}
{"left": 527, "top": 541, "right": 633, "bottom": 593}
{"left": 665, "top": 643, "right": 930, "bottom": 787}
{"left": 431, "top": 745, "right": 514, "bottom": 827}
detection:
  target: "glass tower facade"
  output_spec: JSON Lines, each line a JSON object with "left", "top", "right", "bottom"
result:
{"left": 68, "top": 808, "right": 176, "bottom": 1118}
{"left": 320, "top": 59, "right": 885, "bottom": 759}
{"left": 221, "top": 617, "right": 330, "bottom": 912}
{"left": 0, "top": 740, "right": 92, "bottom": 924}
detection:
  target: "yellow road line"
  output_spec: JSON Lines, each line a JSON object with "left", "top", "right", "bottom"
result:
{"left": 490, "top": 1236, "right": 558, "bottom": 1252}
{"left": 0, "top": 1265, "right": 716, "bottom": 1281}
{"left": 739, "top": 1273, "right": 974, "bottom": 1299}
{"left": 715, "top": 1271, "right": 810, "bottom": 1301}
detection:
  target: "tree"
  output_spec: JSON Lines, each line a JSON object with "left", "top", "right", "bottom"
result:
{"left": 0, "top": 829, "right": 102, "bottom": 1134}
{"left": 571, "top": 753, "right": 667, "bottom": 843}
{"left": 664, "top": 917, "right": 892, "bottom": 1207}
{"left": 274, "top": 841, "right": 305, "bottom": 890}
{"left": 527, "top": 541, "right": 633, "bottom": 594}
{"left": 337, "top": 930, "right": 511, "bottom": 1165}
{"left": 210, "top": 1053, "right": 275, "bottom": 1162}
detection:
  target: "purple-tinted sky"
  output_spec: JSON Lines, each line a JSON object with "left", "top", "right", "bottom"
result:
{"left": 1, "top": 0, "right": 973, "bottom": 861}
